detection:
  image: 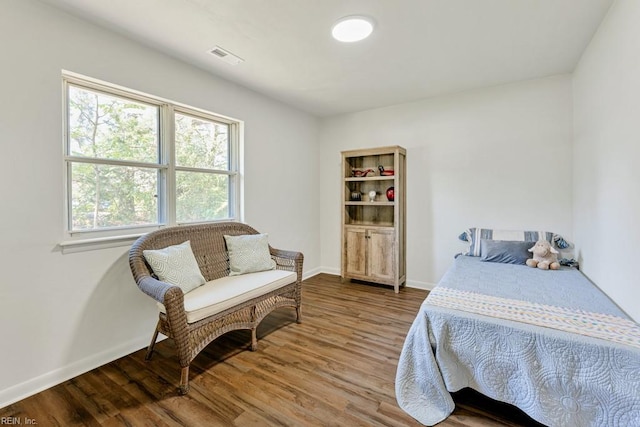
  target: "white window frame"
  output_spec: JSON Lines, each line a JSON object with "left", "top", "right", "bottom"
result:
{"left": 61, "top": 72, "right": 242, "bottom": 251}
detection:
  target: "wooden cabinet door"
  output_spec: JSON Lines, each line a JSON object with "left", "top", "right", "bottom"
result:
{"left": 367, "top": 229, "right": 395, "bottom": 281}
{"left": 344, "top": 227, "right": 367, "bottom": 276}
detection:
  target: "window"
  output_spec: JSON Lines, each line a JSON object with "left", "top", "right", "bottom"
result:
{"left": 63, "top": 73, "right": 240, "bottom": 241}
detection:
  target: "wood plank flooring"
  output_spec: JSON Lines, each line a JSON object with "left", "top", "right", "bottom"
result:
{"left": 1, "top": 274, "right": 544, "bottom": 426}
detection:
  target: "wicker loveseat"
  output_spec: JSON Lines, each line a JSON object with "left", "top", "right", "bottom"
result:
{"left": 128, "top": 222, "right": 303, "bottom": 394}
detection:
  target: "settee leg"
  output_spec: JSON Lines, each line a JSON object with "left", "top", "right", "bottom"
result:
{"left": 145, "top": 326, "right": 160, "bottom": 361}
{"left": 296, "top": 306, "right": 302, "bottom": 323}
{"left": 251, "top": 328, "right": 258, "bottom": 351}
{"left": 179, "top": 366, "right": 190, "bottom": 395}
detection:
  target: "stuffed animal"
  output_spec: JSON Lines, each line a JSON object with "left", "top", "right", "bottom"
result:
{"left": 526, "top": 239, "right": 560, "bottom": 270}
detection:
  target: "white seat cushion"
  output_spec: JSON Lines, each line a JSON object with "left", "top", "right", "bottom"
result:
{"left": 159, "top": 269, "right": 296, "bottom": 324}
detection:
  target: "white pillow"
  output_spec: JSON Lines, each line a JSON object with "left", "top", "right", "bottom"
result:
{"left": 143, "top": 240, "right": 205, "bottom": 294}
{"left": 224, "top": 234, "right": 276, "bottom": 276}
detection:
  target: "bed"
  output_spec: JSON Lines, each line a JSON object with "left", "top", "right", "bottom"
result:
{"left": 395, "top": 254, "right": 640, "bottom": 426}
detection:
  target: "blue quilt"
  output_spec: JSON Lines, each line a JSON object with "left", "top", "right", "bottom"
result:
{"left": 395, "top": 256, "right": 640, "bottom": 426}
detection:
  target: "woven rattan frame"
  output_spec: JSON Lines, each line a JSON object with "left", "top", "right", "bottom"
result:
{"left": 129, "top": 222, "right": 303, "bottom": 394}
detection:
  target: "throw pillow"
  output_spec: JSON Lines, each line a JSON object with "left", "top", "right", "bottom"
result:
{"left": 143, "top": 240, "right": 205, "bottom": 294}
{"left": 224, "top": 233, "right": 276, "bottom": 276}
{"left": 480, "top": 239, "right": 532, "bottom": 265}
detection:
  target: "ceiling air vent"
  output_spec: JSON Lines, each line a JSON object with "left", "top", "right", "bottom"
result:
{"left": 208, "top": 46, "right": 244, "bottom": 65}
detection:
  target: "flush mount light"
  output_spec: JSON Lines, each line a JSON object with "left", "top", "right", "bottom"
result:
{"left": 331, "top": 16, "right": 374, "bottom": 42}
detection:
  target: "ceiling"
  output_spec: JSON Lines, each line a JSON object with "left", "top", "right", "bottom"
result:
{"left": 41, "top": 0, "right": 613, "bottom": 117}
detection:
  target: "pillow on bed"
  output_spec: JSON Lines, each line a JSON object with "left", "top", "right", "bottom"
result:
{"left": 480, "top": 239, "right": 532, "bottom": 265}
{"left": 458, "top": 227, "right": 569, "bottom": 256}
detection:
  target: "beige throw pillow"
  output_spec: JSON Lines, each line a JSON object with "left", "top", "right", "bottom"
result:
{"left": 224, "top": 234, "right": 276, "bottom": 276}
{"left": 143, "top": 240, "right": 205, "bottom": 294}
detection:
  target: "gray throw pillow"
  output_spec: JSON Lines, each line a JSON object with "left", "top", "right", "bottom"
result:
{"left": 480, "top": 239, "right": 532, "bottom": 265}
{"left": 224, "top": 233, "right": 276, "bottom": 276}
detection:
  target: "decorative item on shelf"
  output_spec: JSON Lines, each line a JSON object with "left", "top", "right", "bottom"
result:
{"left": 368, "top": 190, "right": 376, "bottom": 202}
{"left": 352, "top": 168, "right": 374, "bottom": 177}
{"left": 386, "top": 186, "right": 394, "bottom": 201}
{"left": 350, "top": 191, "right": 362, "bottom": 201}
{"left": 378, "top": 165, "right": 394, "bottom": 176}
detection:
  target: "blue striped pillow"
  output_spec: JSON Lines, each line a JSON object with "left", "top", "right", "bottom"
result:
{"left": 459, "top": 228, "right": 569, "bottom": 257}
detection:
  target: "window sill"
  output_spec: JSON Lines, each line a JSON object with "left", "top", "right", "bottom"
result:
{"left": 59, "top": 233, "right": 144, "bottom": 254}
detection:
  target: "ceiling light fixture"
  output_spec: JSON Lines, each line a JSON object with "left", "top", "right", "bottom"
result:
{"left": 331, "top": 16, "right": 374, "bottom": 42}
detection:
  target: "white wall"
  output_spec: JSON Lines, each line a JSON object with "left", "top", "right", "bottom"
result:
{"left": 0, "top": 0, "right": 319, "bottom": 406}
{"left": 573, "top": 0, "right": 640, "bottom": 322}
{"left": 319, "top": 75, "right": 574, "bottom": 288}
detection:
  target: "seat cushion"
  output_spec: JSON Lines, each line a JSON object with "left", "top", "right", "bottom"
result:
{"left": 159, "top": 269, "right": 297, "bottom": 324}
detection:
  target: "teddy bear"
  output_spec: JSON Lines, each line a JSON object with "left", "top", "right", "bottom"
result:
{"left": 526, "top": 239, "right": 560, "bottom": 270}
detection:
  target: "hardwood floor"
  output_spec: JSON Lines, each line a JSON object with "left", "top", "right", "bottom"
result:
{"left": 2, "top": 274, "right": 544, "bottom": 426}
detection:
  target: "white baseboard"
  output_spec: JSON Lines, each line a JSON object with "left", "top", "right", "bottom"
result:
{"left": 316, "top": 266, "right": 340, "bottom": 276}
{"left": 302, "top": 266, "right": 323, "bottom": 279}
{"left": 0, "top": 335, "right": 152, "bottom": 409}
{"left": 307, "top": 267, "right": 436, "bottom": 291}
{"left": 405, "top": 279, "right": 436, "bottom": 291}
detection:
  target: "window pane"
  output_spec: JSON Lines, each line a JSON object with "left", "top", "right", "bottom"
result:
{"left": 71, "top": 163, "right": 158, "bottom": 230}
{"left": 175, "top": 113, "right": 229, "bottom": 170}
{"left": 68, "top": 85, "right": 158, "bottom": 163}
{"left": 176, "top": 171, "right": 229, "bottom": 222}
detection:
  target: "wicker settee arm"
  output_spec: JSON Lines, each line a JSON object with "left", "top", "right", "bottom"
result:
{"left": 270, "top": 247, "right": 304, "bottom": 280}
{"left": 137, "top": 275, "right": 180, "bottom": 305}
{"left": 270, "top": 247, "right": 302, "bottom": 261}
{"left": 137, "top": 276, "right": 188, "bottom": 338}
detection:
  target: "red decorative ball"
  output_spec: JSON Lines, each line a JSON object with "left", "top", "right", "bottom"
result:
{"left": 386, "top": 187, "right": 394, "bottom": 201}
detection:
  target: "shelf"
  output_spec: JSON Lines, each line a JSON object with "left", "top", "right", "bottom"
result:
{"left": 344, "top": 222, "right": 394, "bottom": 229}
{"left": 345, "top": 201, "right": 394, "bottom": 206}
{"left": 345, "top": 176, "right": 394, "bottom": 182}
